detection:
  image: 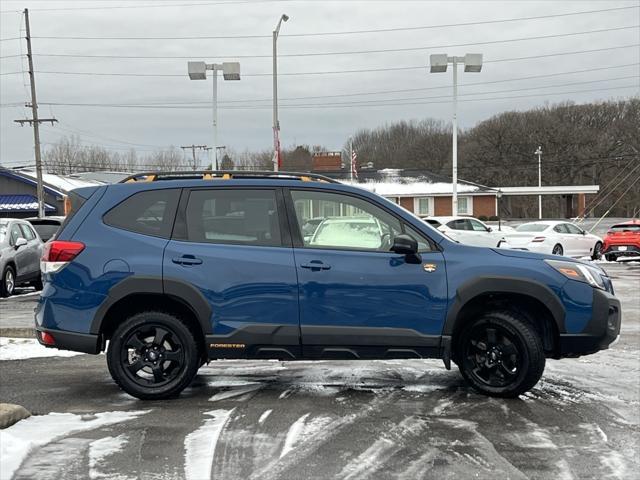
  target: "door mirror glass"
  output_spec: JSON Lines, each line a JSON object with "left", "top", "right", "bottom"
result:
{"left": 391, "top": 234, "right": 418, "bottom": 255}
{"left": 487, "top": 226, "right": 493, "bottom": 232}
{"left": 15, "top": 237, "right": 27, "bottom": 248}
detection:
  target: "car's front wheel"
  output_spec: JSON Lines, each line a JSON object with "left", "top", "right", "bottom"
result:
{"left": 456, "top": 311, "right": 545, "bottom": 398}
{"left": 591, "top": 242, "right": 603, "bottom": 260}
{"left": 0, "top": 265, "right": 16, "bottom": 297}
{"left": 107, "top": 311, "right": 200, "bottom": 400}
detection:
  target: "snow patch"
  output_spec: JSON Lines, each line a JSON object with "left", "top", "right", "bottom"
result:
{"left": 88, "top": 434, "right": 129, "bottom": 480}
{"left": 208, "top": 384, "right": 262, "bottom": 402}
{"left": 0, "top": 410, "right": 149, "bottom": 480}
{"left": 280, "top": 413, "right": 333, "bottom": 459}
{"left": 601, "top": 451, "right": 628, "bottom": 479}
{"left": 184, "top": 409, "right": 233, "bottom": 480}
{"left": 258, "top": 409, "right": 272, "bottom": 425}
{"left": 0, "top": 338, "right": 85, "bottom": 361}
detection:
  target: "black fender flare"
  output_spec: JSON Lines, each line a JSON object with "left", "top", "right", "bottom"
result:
{"left": 90, "top": 276, "right": 212, "bottom": 335}
{"left": 443, "top": 276, "right": 566, "bottom": 336}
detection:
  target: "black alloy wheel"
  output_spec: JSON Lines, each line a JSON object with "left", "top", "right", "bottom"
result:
{"left": 592, "top": 242, "right": 603, "bottom": 260}
{"left": 552, "top": 244, "right": 564, "bottom": 256}
{"left": 107, "top": 311, "right": 200, "bottom": 400}
{"left": 457, "top": 311, "right": 545, "bottom": 397}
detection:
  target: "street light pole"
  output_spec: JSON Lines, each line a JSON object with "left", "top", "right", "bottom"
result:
{"left": 535, "top": 146, "right": 543, "bottom": 219}
{"left": 429, "top": 53, "right": 482, "bottom": 216}
{"left": 273, "top": 14, "right": 289, "bottom": 172}
{"left": 188, "top": 61, "right": 240, "bottom": 171}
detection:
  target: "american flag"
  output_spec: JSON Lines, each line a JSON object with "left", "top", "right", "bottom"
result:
{"left": 351, "top": 148, "right": 358, "bottom": 179}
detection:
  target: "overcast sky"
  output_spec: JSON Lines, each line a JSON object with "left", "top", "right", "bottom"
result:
{"left": 1, "top": 0, "right": 638, "bottom": 168}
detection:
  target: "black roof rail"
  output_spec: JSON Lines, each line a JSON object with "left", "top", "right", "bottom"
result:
{"left": 118, "top": 170, "right": 342, "bottom": 184}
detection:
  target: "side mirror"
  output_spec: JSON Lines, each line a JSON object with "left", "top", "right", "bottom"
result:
{"left": 581, "top": 230, "right": 587, "bottom": 235}
{"left": 391, "top": 234, "right": 418, "bottom": 255}
{"left": 487, "top": 227, "right": 493, "bottom": 232}
{"left": 15, "top": 237, "right": 27, "bottom": 248}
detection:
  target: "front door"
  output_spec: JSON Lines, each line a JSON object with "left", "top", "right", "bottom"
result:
{"left": 287, "top": 189, "right": 448, "bottom": 359}
{"left": 163, "top": 188, "right": 300, "bottom": 359}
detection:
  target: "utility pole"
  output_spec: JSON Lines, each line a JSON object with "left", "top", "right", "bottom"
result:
{"left": 272, "top": 14, "right": 289, "bottom": 172}
{"left": 180, "top": 144, "right": 208, "bottom": 170}
{"left": 535, "top": 146, "right": 543, "bottom": 219}
{"left": 13, "top": 8, "right": 57, "bottom": 218}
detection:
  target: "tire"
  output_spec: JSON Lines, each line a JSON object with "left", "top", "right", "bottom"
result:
{"left": 552, "top": 244, "right": 563, "bottom": 256}
{"left": 591, "top": 242, "right": 603, "bottom": 261}
{"left": 605, "top": 253, "right": 617, "bottom": 262}
{"left": 0, "top": 265, "right": 16, "bottom": 298}
{"left": 455, "top": 311, "right": 545, "bottom": 398}
{"left": 107, "top": 311, "right": 200, "bottom": 400}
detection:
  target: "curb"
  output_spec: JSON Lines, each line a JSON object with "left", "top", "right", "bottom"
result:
{"left": 0, "top": 403, "right": 31, "bottom": 429}
{"left": 0, "top": 327, "right": 35, "bottom": 339}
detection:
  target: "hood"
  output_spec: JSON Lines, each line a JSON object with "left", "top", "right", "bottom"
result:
{"left": 491, "top": 248, "right": 574, "bottom": 262}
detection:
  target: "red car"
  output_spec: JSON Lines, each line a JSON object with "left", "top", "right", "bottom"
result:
{"left": 602, "top": 219, "right": 640, "bottom": 261}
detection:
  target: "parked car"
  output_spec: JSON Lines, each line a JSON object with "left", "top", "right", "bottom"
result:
{"left": 25, "top": 216, "right": 65, "bottom": 243}
{"left": 36, "top": 172, "right": 620, "bottom": 400}
{"left": 0, "top": 218, "right": 44, "bottom": 297}
{"left": 422, "top": 216, "right": 506, "bottom": 248}
{"left": 501, "top": 221, "right": 603, "bottom": 259}
{"left": 601, "top": 219, "right": 640, "bottom": 261}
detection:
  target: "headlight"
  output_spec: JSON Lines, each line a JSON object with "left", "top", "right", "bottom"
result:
{"left": 545, "top": 259, "right": 607, "bottom": 290}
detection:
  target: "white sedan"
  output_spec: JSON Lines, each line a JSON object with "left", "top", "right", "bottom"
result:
{"left": 422, "top": 216, "right": 506, "bottom": 248}
{"left": 501, "top": 221, "right": 603, "bottom": 259}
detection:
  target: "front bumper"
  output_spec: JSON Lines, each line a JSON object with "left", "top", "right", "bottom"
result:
{"left": 35, "top": 327, "right": 101, "bottom": 354}
{"left": 558, "top": 288, "right": 621, "bottom": 357}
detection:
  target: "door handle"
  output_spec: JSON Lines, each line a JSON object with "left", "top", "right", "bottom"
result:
{"left": 300, "top": 261, "right": 331, "bottom": 271}
{"left": 172, "top": 255, "right": 203, "bottom": 266}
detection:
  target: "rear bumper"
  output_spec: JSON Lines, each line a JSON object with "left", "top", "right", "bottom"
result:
{"left": 35, "top": 327, "right": 101, "bottom": 354}
{"left": 558, "top": 288, "right": 621, "bottom": 357}
{"left": 602, "top": 244, "right": 640, "bottom": 257}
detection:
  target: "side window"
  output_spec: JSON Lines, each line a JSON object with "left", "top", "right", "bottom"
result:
{"left": 553, "top": 224, "right": 567, "bottom": 233}
{"left": 565, "top": 224, "right": 582, "bottom": 235}
{"left": 103, "top": 189, "right": 180, "bottom": 238}
{"left": 448, "top": 219, "right": 472, "bottom": 231}
{"left": 404, "top": 224, "right": 433, "bottom": 252}
{"left": 19, "top": 224, "right": 35, "bottom": 240}
{"left": 10, "top": 225, "right": 22, "bottom": 245}
{"left": 469, "top": 219, "right": 488, "bottom": 232}
{"left": 184, "top": 189, "right": 281, "bottom": 247}
{"left": 291, "top": 190, "right": 401, "bottom": 251}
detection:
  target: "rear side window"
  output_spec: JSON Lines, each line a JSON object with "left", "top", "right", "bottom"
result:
{"left": 104, "top": 189, "right": 180, "bottom": 239}
{"left": 184, "top": 189, "right": 281, "bottom": 247}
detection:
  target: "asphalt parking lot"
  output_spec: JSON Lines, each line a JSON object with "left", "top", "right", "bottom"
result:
{"left": 0, "top": 261, "right": 638, "bottom": 480}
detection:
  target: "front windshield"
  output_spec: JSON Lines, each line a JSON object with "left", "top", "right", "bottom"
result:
{"left": 516, "top": 223, "right": 549, "bottom": 233}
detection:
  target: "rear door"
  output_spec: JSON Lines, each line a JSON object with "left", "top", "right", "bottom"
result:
{"left": 18, "top": 223, "right": 40, "bottom": 276}
{"left": 9, "top": 224, "right": 31, "bottom": 279}
{"left": 164, "top": 187, "right": 300, "bottom": 359}
{"left": 287, "top": 189, "right": 448, "bottom": 358}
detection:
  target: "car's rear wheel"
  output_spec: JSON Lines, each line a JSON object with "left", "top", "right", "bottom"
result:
{"left": 0, "top": 265, "right": 16, "bottom": 297}
{"left": 456, "top": 311, "right": 545, "bottom": 398}
{"left": 31, "top": 275, "right": 44, "bottom": 291}
{"left": 591, "top": 242, "right": 603, "bottom": 260}
{"left": 107, "top": 311, "right": 199, "bottom": 400}
{"left": 604, "top": 253, "right": 617, "bottom": 262}
{"left": 552, "top": 244, "right": 563, "bottom": 256}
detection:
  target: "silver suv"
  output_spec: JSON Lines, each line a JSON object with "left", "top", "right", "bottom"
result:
{"left": 0, "top": 218, "right": 44, "bottom": 297}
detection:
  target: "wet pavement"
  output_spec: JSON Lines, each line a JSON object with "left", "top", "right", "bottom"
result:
{"left": 0, "top": 262, "right": 638, "bottom": 479}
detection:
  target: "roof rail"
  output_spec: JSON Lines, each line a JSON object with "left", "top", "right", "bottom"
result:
{"left": 119, "top": 170, "right": 341, "bottom": 184}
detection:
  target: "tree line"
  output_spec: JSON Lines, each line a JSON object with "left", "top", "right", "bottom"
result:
{"left": 40, "top": 98, "right": 638, "bottom": 218}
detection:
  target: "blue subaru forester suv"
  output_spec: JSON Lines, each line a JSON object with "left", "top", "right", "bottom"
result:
{"left": 36, "top": 171, "right": 621, "bottom": 400}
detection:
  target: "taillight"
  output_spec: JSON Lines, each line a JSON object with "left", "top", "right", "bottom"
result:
{"left": 531, "top": 236, "right": 546, "bottom": 242}
{"left": 41, "top": 240, "right": 85, "bottom": 273}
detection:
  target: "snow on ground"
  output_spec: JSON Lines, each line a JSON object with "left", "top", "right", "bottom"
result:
{"left": 0, "top": 338, "right": 85, "bottom": 361}
{"left": 88, "top": 434, "right": 130, "bottom": 480}
{"left": 184, "top": 409, "right": 234, "bottom": 480}
{"left": 0, "top": 410, "right": 149, "bottom": 480}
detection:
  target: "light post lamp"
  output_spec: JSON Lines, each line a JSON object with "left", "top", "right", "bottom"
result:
{"left": 188, "top": 61, "right": 241, "bottom": 170}
{"left": 535, "top": 146, "right": 543, "bottom": 219}
{"left": 496, "top": 189, "right": 503, "bottom": 231}
{"left": 273, "top": 14, "right": 289, "bottom": 172}
{"left": 429, "top": 53, "right": 482, "bottom": 216}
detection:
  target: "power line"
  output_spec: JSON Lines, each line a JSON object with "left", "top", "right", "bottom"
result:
{"left": 27, "top": 44, "right": 639, "bottom": 78}
{"left": 35, "top": 75, "right": 639, "bottom": 109}
{"left": 29, "top": 25, "right": 640, "bottom": 59}
{"left": 25, "top": 5, "right": 639, "bottom": 38}
{"left": 33, "top": 84, "right": 640, "bottom": 111}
